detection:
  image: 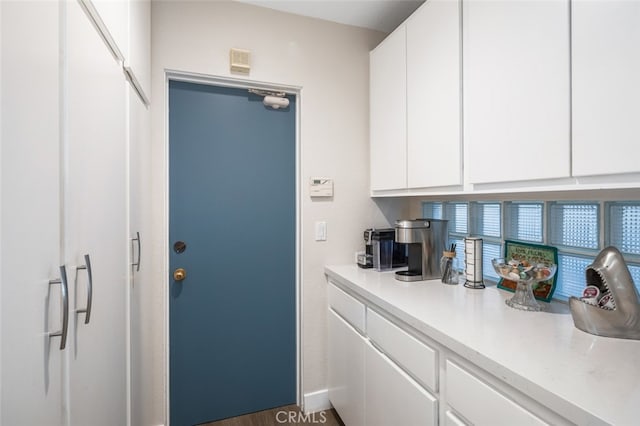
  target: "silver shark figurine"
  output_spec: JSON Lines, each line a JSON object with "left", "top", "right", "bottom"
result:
{"left": 569, "top": 246, "right": 640, "bottom": 340}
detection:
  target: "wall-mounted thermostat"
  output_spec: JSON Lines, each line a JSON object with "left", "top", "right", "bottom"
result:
{"left": 309, "top": 177, "right": 333, "bottom": 197}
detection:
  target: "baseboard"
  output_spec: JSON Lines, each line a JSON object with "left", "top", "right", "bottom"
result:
{"left": 303, "top": 389, "right": 331, "bottom": 414}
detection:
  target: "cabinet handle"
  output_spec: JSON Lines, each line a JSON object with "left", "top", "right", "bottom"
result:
{"left": 49, "top": 265, "right": 69, "bottom": 350}
{"left": 132, "top": 232, "right": 141, "bottom": 272}
{"left": 76, "top": 254, "right": 93, "bottom": 325}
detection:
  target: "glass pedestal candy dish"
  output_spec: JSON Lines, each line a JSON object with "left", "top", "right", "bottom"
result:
{"left": 492, "top": 258, "right": 557, "bottom": 312}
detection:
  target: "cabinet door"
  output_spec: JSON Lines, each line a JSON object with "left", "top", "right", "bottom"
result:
{"left": 370, "top": 26, "right": 407, "bottom": 191}
{"left": 365, "top": 342, "right": 438, "bottom": 426}
{"left": 328, "top": 309, "right": 365, "bottom": 426}
{"left": 446, "top": 360, "right": 547, "bottom": 425}
{"left": 1, "top": 2, "right": 64, "bottom": 423}
{"left": 65, "top": 2, "right": 128, "bottom": 425}
{"left": 128, "top": 82, "right": 156, "bottom": 426}
{"left": 463, "top": 0, "right": 570, "bottom": 184}
{"left": 572, "top": 1, "right": 640, "bottom": 177}
{"left": 407, "top": 0, "right": 461, "bottom": 188}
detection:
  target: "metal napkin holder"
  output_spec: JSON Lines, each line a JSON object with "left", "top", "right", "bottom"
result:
{"left": 569, "top": 246, "right": 640, "bottom": 340}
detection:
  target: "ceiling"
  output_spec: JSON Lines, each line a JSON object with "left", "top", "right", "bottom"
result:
{"left": 236, "top": 0, "right": 425, "bottom": 34}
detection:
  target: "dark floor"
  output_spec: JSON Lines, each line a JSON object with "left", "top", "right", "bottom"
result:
{"left": 202, "top": 404, "right": 344, "bottom": 426}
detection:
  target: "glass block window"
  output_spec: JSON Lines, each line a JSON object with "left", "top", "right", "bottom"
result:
{"left": 422, "top": 202, "right": 444, "bottom": 220}
{"left": 607, "top": 202, "right": 640, "bottom": 256}
{"left": 474, "top": 203, "right": 501, "bottom": 238}
{"left": 483, "top": 242, "right": 502, "bottom": 281}
{"left": 505, "top": 202, "right": 543, "bottom": 242}
{"left": 555, "top": 254, "right": 593, "bottom": 300}
{"left": 420, "top": 198, "right": 640, "bottom": 299}
{"left": 549, "top": 203, "right": 599, "bottom": 249}
{"left": 628, "top": 264, "right": 640, "bottom": 290}
{"left": 445, "top": 203, "right": 468, "bottom": 234}
{"left": 450, "top": 237, "right": 466, "bottom": 272}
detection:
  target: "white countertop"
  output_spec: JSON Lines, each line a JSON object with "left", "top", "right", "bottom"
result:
{"left": 325, "top": 264, "right": 640, "bottom": 426}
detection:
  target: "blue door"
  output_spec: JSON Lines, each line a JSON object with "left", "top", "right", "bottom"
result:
{"left": 169, "top": 80, "right": 296, "bottom": 425}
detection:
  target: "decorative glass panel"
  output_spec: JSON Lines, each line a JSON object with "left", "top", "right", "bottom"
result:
{"left": 549, "top": 203, "right": 599, "bottom": 249}
{"left": 555, "top": 254, "right": 592, "bottom": 300}
{"left": 445, "top": 203, "right": 468, "bottom": 234}
{"left": 627, "top": 264, "right": 640, "bottom": 294}
{"left": 608, "top": 202, "right": 640, "bottom": 256}
{"left": 505, "top": 202, "right": 543, "bottom": 242}
{"left": 483, "top": 242, "right": 502, "bottom": 281}
{"left": 475, "top": 203, "right": 501, "bottom": 238}
{"left": 451, "top": 237, "right": 465, "bottom": 272}
{"left": 422, "top": 202, "right": 443, "bottom": 220}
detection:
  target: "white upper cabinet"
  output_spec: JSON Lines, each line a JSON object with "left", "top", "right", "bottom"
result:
{"left": 370, "top": 26, "right": 407, "bottom": 192}
{"left": 463, "top": 0, "right": 571, "bottom": 184}
{"left": 572, "top": 1, "right": 640, "bottom": 177}
{"left": 407, "top": 0, "right": 461, "bottom": 188}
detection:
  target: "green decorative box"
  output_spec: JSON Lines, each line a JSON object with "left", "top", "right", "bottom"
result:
{"left": 497, "top": 240, "right": 559, "bottom": 303}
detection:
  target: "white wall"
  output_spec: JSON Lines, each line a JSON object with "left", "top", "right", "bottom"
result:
{"left": 150, "top": 0, "right": 408, "bottom": 420}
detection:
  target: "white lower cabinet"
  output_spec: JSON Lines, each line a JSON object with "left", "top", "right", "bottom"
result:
{"left": 445, "top": 410, "right": 467, "bottom": 426}
{"left": 367, "top": 308, "right": 437, "bottom": 393}
{"left": 328, "top": 283, "right": 438, "bottom": 425}
{"left": 328, "top": 282, "right": 366, "bottom": 333}
{"left": 445, "top": 360, "right": 547, "bottom": 426}
{"left": 328, "top": 309, "right": 366, "bottom": 426}
{"left": 365, "top": 342, "right": 438, "bottom": 426}
{"left": 327, "top": 282, "right": 569, "bottom": 425}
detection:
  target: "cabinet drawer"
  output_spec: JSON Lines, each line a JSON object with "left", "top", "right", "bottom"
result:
{"left": 328, "top": 282, "right": 365, "bottom": 333}
{"left": 365, "top": 342, "right": 438, "bottom": 426}
{"left": 367, "top": 308, "right": 437, "bottom": 392}
{"left": 445, "top": 410, "right": 467, "bottom": 426}
{"left": 446, "top": 360, "right": 547, "bottom": 426}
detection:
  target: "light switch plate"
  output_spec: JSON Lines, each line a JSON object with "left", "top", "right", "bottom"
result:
{"left": 315, "top": 221, "right": 327, "bottom": 241}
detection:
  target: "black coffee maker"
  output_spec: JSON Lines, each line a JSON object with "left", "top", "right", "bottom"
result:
{"left": 358, "top": 228, "right": 408, "bottom": 270}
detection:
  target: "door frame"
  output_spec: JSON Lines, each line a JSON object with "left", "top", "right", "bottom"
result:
{"left": 162, "top": 70, "right": 303, "bottom": 424}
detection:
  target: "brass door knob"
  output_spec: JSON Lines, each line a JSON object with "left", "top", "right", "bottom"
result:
{"left": 173, "top": 268, "right": 186, "bottom": 281}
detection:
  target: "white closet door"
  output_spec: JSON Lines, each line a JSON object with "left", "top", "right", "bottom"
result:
{"left": 1, "top": 1, "right": 64, "bottom": 424}
{"left": 128, "top": 83, "right": 156, "bottom": 426}
{"left": 65, "top": 2, "right": 128, "bottom": 425}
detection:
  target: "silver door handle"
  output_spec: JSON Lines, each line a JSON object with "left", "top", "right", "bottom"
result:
{"left": 49, "top": 265, "right": 69, "bottom": 350}
{"left": 132, "top": 231, "right": 141, "bottom": 272}
{"left": 76, "top": 254, "right": 93, "bottom": 325}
